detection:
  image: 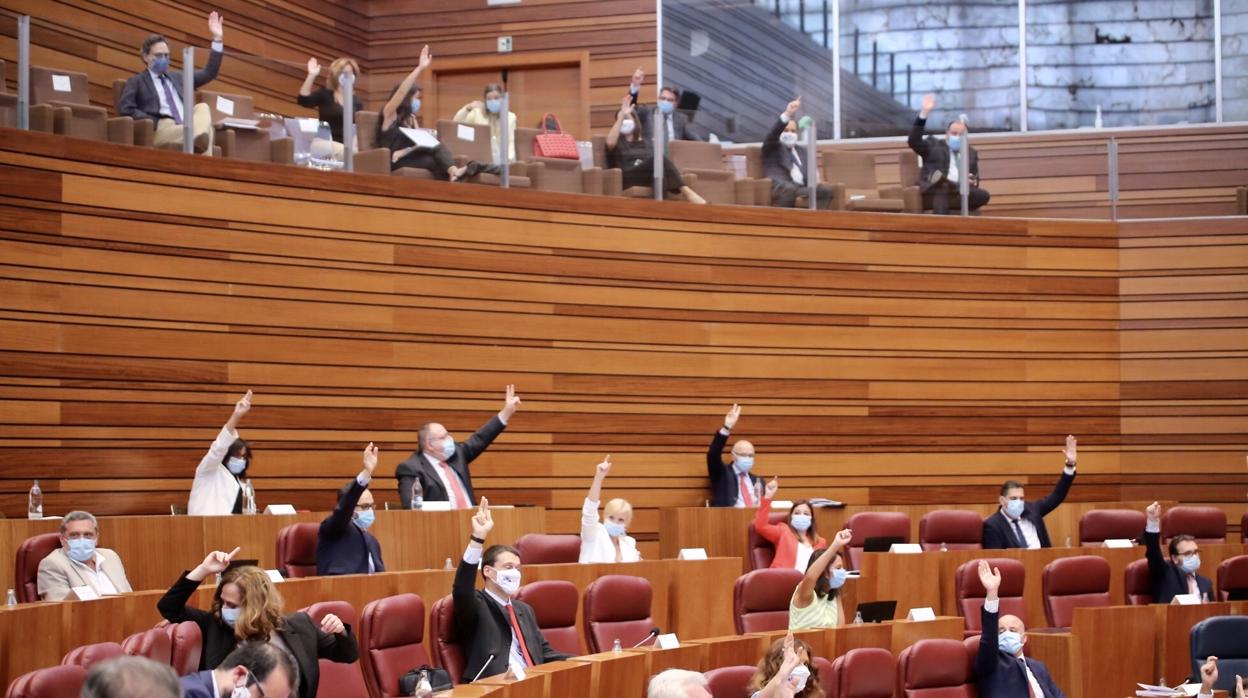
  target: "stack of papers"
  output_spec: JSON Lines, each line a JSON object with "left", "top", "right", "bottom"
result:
{"left": 1136, "top": 682, "right": 1200, "bottom": 697}
{"left": 219, "top": 117, "right": 260, "bottom": 130}
{"left": 808, "top": 498, "right": 845, "bottom": 508}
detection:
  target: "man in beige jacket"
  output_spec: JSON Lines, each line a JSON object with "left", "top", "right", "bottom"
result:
{"left": 38, "top": 510, "right": 133, "bottom": 601}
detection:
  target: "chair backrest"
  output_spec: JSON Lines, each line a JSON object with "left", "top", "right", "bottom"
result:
{"left": 302, "top": 601, "right": 368, "bottom": 698}
{"left": 1041, "top": 555, "right": 1111, "bottom": 628}
{"left": 1217, "top": 554, "right": 1248, "bottom": 602}
{"left": 513, "top": 533, "right": 581, "bottom": 565}
{"left": 121, "top": 628, "right": 173, "bottom": 666}
{"left": 583, "top": 575, "right": 655, "bottom": 653}
{"left": 1242, "top": 512, "right": 1247, "bottom": 543}
{"left": 359, "top": 593, "right": 430, "bottom": 698}
{"left": 918, "top": 510, "right": 983, "bottom": 550}
{"left": 436, "top": 119, "right": 492, "bottom": 162}
{"left": 1124, "top": 558, "right": 1154, "bottom": 605}
{"left": 1163, "top": 506, "right": 1227, "bottom": 543}
{"left": 732, "top": 568, "right": 803, "bottom": 634}
{"left": 669, "top": 140, "right": 725, "bottom": 171}
{"left": 591, "top": 135, "right": 609, "bottom": 169}
{"left": 276, "top": 523, "right": 319, "bottom": 578}
{"left": 514, "top": 579, "right": 582, "bottom": 656}
{"left": 1190, "top": 616, "right": 1248, "bottom": 691}
{"left": 896, "top": 639, "right": 974, "bottom": 697}
{"left": 429, "top": 594, "right": 464, "bottom": 684}
{"left": 845, "top": 512, "right": 911, "bottom": 569}
{"left": 898, "top": 150, "right": 921, "bottom": 188}
{"left": 515, "top": 126, "right": 540, "bottom": 161}
{"left": 744, "top": 145, "right": 764, "bottom": 179}
{"left": 30, "top": 66, "right": 90, "bottom": 106}
{"left": 1079, "top": 509, "right": 1147, "bottom": 545}
{"left": 198, "top": 90, "right": 256, "bottom": 122}
{"left": 162, "top": 620, "right": 203, "bottom": 676}
{"left": 955, "top": 557, "right": 1026, "bottom": 634}
{"left": 813, "top": 656, "right": 833, "bottom": 693}
{"left": 702, "top": 664, "right": 756, "bottom": 698}
{"left": 357, "top": 111, "right": 381, "bottom": 150}
{"left": 821, "top": 150, "right": 879, "bottom": 191}
{"left": 747, "top": 511, "right": 789, "bottom": 570}
{"left": 6, "top": 664, "right": 87, "bottom": 698}
{"left": 15, "top": 532, "right": 61, "bottom": 602}
{"left": 61, "top": 642, "right": 125, "bottom": 668}
{"left": 830, "top": 647, "right": 894, "bottom": 698}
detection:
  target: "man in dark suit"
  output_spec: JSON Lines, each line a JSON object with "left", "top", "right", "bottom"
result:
{"left": 454, "top": 498, "right": 572, "bottom": 682}
{"left": 117, "top": 11, "right": 226, "bottom": 154}
{"left": 982, "top": 436, "right": 1078, "bottom": 549}
{"left": 707, "top": 403, "right": 764, "bottom": 508}
{"left": 1143, "top": 501, "right": 1214, "bottom": 604}
{"left": 316, "top": 443, "right": 385, "bottom": 576}
{"left": 907, "top": 93, "right": 990, "bottom": 214}
{"left": 180, "top": 641, "right": 298, "bottom": 698}
{"left": 395, "top": 385, "right": 521, "bottom": 509}
{"left": 627, "top": 68, "right": 702, "bottom": 142}
{"left": 762, "top": 97, "right": 834, "bottom": 209}
{"left": 974, "top": 559, "right": 1066, "bottom": 697}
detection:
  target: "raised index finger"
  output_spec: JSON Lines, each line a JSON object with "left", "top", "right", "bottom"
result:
{"left": 226, "top": 546, "right": 241, "bottom": 560}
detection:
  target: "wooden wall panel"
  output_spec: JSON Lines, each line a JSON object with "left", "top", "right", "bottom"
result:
{"left": 0, "top": 128, "right": 1244, "bottom": 548}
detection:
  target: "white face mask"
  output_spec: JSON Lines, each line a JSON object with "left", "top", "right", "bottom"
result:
{"left": 619, "top": 119, "right": 636, "bottom": 136}
{"left": 230, "top": 669, "right": 255, "bottom": 698}
{"left": 779, "top": 131, "right": 799, "bottom": 146}
{"left": 493, "top": 567, "right": 521, "bottom": 596}
{"left": 788, "top": 663, "right": 811, "bottom": 693}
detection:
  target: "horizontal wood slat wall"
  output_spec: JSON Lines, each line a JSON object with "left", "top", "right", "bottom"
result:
{"left": 0, "top": 128, "right": 1245, "bottom": 545}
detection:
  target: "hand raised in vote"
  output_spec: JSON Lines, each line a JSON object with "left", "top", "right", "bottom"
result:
{"left": 208, "top": 11, "right": 224, "bottom": 42}
{"left": 306, "top": 58, "right": 321, "bottom": 77}
{"left": 832, "top": 528, "right": 853, "bottom": 548}
{"left": 362, "top": 442, "right": 379, "bottom": 476}
{"left": 785, "top": 98, "right": 801, "bottom": 118}
{"left": 1235, "top": 673, "right": 1243, "bottom": 698}
{"left": 764, "top": 477, "right": 779, "bottom": 499}
{"left": 631, "top": 68, "right": 645, "bottom": 88}
{"left": 920, "top": 93, "right": 936, "bottom": 117}
{"left": 595, "top": 456, "right": 612, "bottom": 477}
{"left": 199, "top": 547, "right": 240, "bottom": 575}
{"left": 618, "top": 94, "right": 634, "bottom": 119}
{"left": 418, "top": 45, "right": 433, "bottom": 72}
{"left": 1062, "top": 435, "right": 1077, "bottom": 464}
{"left": 977, "top": 559, "right": 1001, "bottom": 594}
{"left": 319, "top": 613, "right": 346, "bottom": 635}
{"left": 1146, "top": 500, "right": 1162, "bottom": 523}
{"left": 233, "top": 390, "right": 253, "bottom": 419}
{"left": 500, "top": 384, "right": 522, "bottom": 421}
{"left": 1200, "top": 656, "right": 1218, "bottom": 691}
{"left": 472, "top": 497, "right": 494, "bottom": 540}
{"left": 724, "top": 403, "right": 742, "bottom": 430}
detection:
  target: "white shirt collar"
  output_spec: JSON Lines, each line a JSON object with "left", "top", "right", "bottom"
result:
{"left": 484, "top": 586, "right": 512, "bottom": 608}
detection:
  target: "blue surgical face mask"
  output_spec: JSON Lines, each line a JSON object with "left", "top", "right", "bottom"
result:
{"left": 1179, "top": 554, "right": 1201, "bottom": 574}
{"left": 790, "top": 514, "right": 812, "bottom": 532}
{"left": 354, "top": 508, "right": 375, "bottom": 530}
{"left": 220, "top": 607, "right": 240, "bottom": 627}
{"left": 604, "top": 521, "right": 627, "bottom": 538}
{"left": 410, "top": 97, "right": 422, "bottom": 114}
{"left": 658, "top": 100, "right": 675, "bottom": 115}
{"left": 67, "top": 538, "right": 96, "bottom": 563}
{"left": 485, "top": 98, "right": 502, "bottom": 114}
{"left": 828, "top": 567, "right": 849, "bottom": 589}
{"left": 226, "top": 457, "right": 247, "bottom": 475}
{"left": 441, "top": 438, "right": 456, "bottom": 460}
{"left": 150, "top": 55, "right": 170, "bottom": 75}
{"left": 734, "top": 455, "right": 754, "bottom": 472}
{"left": 1004, "top": 498, "right": 1025, "bottom": 519}
{"left": 948, "top": 135, "right": 963, "bottom": 152}
{"left": 998, "top": 630, "right": 1023, "bottom": 656}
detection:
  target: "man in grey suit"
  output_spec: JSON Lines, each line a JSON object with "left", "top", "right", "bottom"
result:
{"left": 37, "top": 510, "right": 133, "bottom": 600}
{"left": 627, "top": 68, "right": 703, "bottom": 142}
{"left": 762, "top": 97, "right": 834, "bottom": 208}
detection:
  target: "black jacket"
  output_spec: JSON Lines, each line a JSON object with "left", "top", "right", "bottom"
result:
{"left": 907, "top": 116, "right": 980, "bottom": 192}
{"left": 706, "top": 428, "right": 761, "bottom": 508}
{"left": 760, "top": 117, "right": 806, "bottom": 185}
{"left": 316, "top": 478, "right": 385, "bottom": 576}
{"left": 394, "top": 415, "right": 506, "bottom": 509}
{"left": 118, "top": 48, "right": 224, "bottom": 122}
{"left": 981, "top": 470, "right": 1076, "bottom": 549}
{"left": 452, "top": 556, "right": 570, "bottom": 682}
{"left": 157, "top": 571, "right": 359, "bottom": 698}
{"left": 1143, "top": 528, "right": 1214, "bottom": 604}
{"left": 975, "top": 605, "right": 1066, "bottom": 697}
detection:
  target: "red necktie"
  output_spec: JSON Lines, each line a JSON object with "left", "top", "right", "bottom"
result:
{"left": 438, "top": 461, "right": 471, "bottom": 509}
{"left": 738, "top": 474, "right": 755, "bottom": 507}
{"left": 506, "top": 604, "right": 534, "bottom": 666}
{"left": 1187, "top": 574, "right": 1199, "bottom": 596}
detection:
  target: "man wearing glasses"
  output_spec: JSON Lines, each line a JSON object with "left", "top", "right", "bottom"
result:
{"left": 37, "top": 510, "right": 133, "bottom": 600}
{"left": 316, "top": 443, "right": 385, "bottom": 576}
{"left": 181, "top": 641, "right": 298, "bottom": 698}
{"left": 1144, "top": 501, "right": 1214, "bottom": 603}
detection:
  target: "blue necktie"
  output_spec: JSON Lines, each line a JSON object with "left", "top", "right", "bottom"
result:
{"left": 159, "top": 74, "right": 183, "bottom": 125}
{"left": 1012, "top": 519, "right": 1027, "bottom": 548}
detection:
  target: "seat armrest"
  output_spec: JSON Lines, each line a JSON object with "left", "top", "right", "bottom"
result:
{"left": 582, "top": 167, "right": 604, "bottom": 196}
{"left": 107, "top": 116, "right": 134, "bottom": 145}
{"left": 29, "top": 104, "right": 55, "bottom": 133}
{"left": 352, "top": 148, "right": 391, "bottom": 175}
{"left": 683, "top": 168, "right": 733, "bottom": 182}
{"left": 269, "top": 137, "right": 294, "bottom": 165}
{"left": 133, "top": 118, "right": 154, "bottom": 147}
{"left": 603, "top": 168, "right": 623, "bottom": 197}
{"left": 50, "top": 106, "right": 73, "bottom": 135}
{"left": 523, "top": 160, "right": 545, "bottom": 189}
{"left": 734, "top": 178, "right": 757, "bottom": 205}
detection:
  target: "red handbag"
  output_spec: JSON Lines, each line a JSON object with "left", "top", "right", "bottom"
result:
{"left": 534, "top": 113, "right": 579, "bottom": 159}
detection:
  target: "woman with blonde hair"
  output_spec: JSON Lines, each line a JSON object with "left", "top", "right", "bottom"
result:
{"left": 579, "top": 456, "right": 641, "bottom": 563}
{"left": 453, "top": 82, "right": 517, "bottom": 164}
{"left": 297, "top": 56, "right": 363, "bottom": 155}
{"left": 158, "top": 547, "right": 357, "bottom": 698}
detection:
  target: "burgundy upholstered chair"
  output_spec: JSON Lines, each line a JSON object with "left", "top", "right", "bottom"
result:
{"left": 161, "top": 621, "right": 203, "bottom": 676}
{"left": 513, "top": 533, "right": 581, "bottom": 565}
{"left": 6, "top": 665, "right": 88, "bottom": 698}
{"left": 747, "top": 511, "right": 789, "bottom": 570}
{"left": 1217, "top": 554, "right": 1248, "bottom": 602}
{"left": 732, "top": 568, "right": 803, "bottom": 634}
{"left": 61, "top": 642, "right": 125, "bottom": 668}
{"left": 1124, "top": 559, "right": 1154, "bottom": 605}
{"left": 918, "top": 510, "right": 983, "bottom": 551}
{"left": 702, "top": 665, "right": 755, "bottom": 698}
{"left": 828, "top": 647, "right": 895, "bottom": 698}
{"left": 1041, "top": 555, "right": 1111, "bottom": 628}
{"left": 429, "top": 594, "right": 464, "bottom": 683}
{"left": 1079, "top": 509, "right": 1146, "bottom": 546}
{"left": 1162, "top": 506, "right": 1227, "bottom": 544}
{"left": 14, "top": 532, "right": 60, "bottom": 602}
{"left": 302, "top": 601, "right": 368, "bottom": 698}
{"left": 844, "top": 512, "right": 911, "bottom": 569}
{"left": 583, "top": 575, "right": 655, "bottom": 653}
{"left": 896, "top": 639, "right": 975, "bottom": 697}
{"left": 955, "top": 557, "right": 1025, "bottom": 636}
{"left": 359, "top": 593, "right": 431, "bottom": 698}
{"left": 276, "top": 523, "right": 319, "bottom": 578}
{"left": 514, "top": 579, "right": 582, "bottom": 656}
{"left": 120, "top": 628, "right": 173, "bottom": 666}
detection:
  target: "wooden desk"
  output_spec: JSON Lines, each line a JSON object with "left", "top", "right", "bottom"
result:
{"left": 1071, "top": 605, "right": 1159, "bottom": 698}
{"left": 696, "top": 634, "right": 769, "bottom": 669}
{"left": 475, "top": 673, "right": 546, "bottom": 698}
{"left": 568, "top": 651, "right": 649, "bottom": 698}
{"left": 885, "top": 617, "right": 964, "bottom": 655}
{"left": 1154, "top": 602, "right": 1245, "bottom": 687}
{"left": 1027, "top": 629, "right": 1082, "bottom": 698}
{"left": 624, "top": 642, "right": 707, "bottom": 675}
{"left": 521, "top": 660, "right": 594, "bottom": 697}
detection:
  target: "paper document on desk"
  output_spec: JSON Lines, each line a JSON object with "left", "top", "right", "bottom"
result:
{"left": 400, "top": 127, "right": 440, "bottom": 148}
{"left": 220, "top": 117, "right": 260, "bottom": 130}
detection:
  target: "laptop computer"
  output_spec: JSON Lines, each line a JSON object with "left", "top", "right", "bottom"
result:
{"left": 854, "top": 600, "right": 898, "bottom": 623}
{"left": 862, "top": 536, "right": 906, "bottom": 553}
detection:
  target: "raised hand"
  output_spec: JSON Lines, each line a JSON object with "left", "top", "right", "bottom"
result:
{"left": 765, "top": 476, "right": 779, "bottom": 499}
{"left": 319, "top": 613, "right": 345, "bottom": 635}
{"left": 832, "top": 528, "right": 853, "bottom": 548}
{"left": 595, "top": 455, "right": 612, "bottom": 477}
{"left": 362, "top": 442, "right": 378, "bottom": 476}
{"left": 307, "top": 58, "right": 321, "bottom": 76}
{"left": 977, "top": 559, "right": 1002, "bottom": 594}
{"left": 618, "top": 94, "right": 633, "bottom": 118}
{"left": 1146, "top": 501, "right": 1161, "bottom": 522}
{"left": 785, "top": 98, "right": 801, "bottom": 118}
{"left": 233, "top": 390, "right": 253, "bottom": 418}
{"left": 1200, "top": 656, "right": 1218, "bottom": 691}
{"left": 631, "top": 67, "right": 645, "bottom": 89}
{"left": 208, "top": 11, "right": 224, "bottom": 42}
{"left": 724, "top": 403, "right": 742, "bottom": 430}
{"left": 500, "top": 384, "right": 522, "bottom": 421}
{"left": 471, "top": 497, "right": 494, "bottom": 541}
{"left": 418, "top": 45, "right": 432, "bottom": 71}
{"left": 920, "top": 93, "right": 936, "bottom": 117}
{"left": 199, "top": 547, "right": 240, "bottom": 575}
{"left": 1062, "top": 435, "right": 1077, "bottom": 464}
{"left": 1235, "top": 673, "right": 1243, "bottom": 698}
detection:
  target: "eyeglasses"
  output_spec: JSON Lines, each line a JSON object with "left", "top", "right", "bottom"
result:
{"left": 354, "top": 503, "right": 375, "bottom": 512}
{"left": 245, "top": 668, "right": 266, "bottom": 698}
{"left": 1175, "top": 549, "right": 1200, "bottom": 559}
{"left": 64, "top": 532, "right": 98, "bottom": 541}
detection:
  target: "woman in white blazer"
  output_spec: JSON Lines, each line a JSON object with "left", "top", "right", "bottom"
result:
{"left": 579, "top": 456, "right": 641, "bottom": 563}
{"left": 188, "top": 390, "right": 254, "bottom": 515}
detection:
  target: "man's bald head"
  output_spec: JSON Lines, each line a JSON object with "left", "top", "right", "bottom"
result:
{"left": 998, "top": 613, "right": 1026, "bottom": 655}
{"left": 731, "top": 440, "right": 755, "bottom": 458}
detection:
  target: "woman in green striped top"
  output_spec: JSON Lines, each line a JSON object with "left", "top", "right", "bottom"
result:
{"left": 788, "top": 528, "right": 853, "bottom": 631}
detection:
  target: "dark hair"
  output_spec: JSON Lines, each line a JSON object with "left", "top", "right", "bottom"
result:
{"left": 660, "top": 85, "right": 681, "bottom": 100}
{"left": 82, "top": 656, "right": 180, "bottom": 698}
{"left": 946, "top": 119, "right": 963, "bottom": 132}
{"left": 481, "top": 544, "right": 520, "bottom": 581}
{"left": 483, "top": 82, "right": 504, "bottom": 98}
{"left": 1000, "top": 480, "right": 1024, "bottom": 496}
{"left": 218, "top": 641, "right": 299, "bottom": 693}
{"left": 223, "top": 438, "right": 252, "bottom": 475}
{"left": 417, "top": 422, "right": 436, "bottom": 453}
{"left": 379, "top": 82, "right": 421, "bottom": 142}
{"left": 788, "top": 499, "right": 819, "bottom": 541}
{"left": 805, "top": 547, "right": 846, "bottom": 601}
{"left": 1168, "top": 534, "right": 1196, "bottom": 557}
{"left": 141, "top": 34, "right": 168, "bottom": 56}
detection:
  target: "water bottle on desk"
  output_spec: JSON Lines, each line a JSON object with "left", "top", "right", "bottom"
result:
{"left": 411, "top": 479, "right": 424, "bottom": 510}
{"left": 28, "top": 480, "right": 42, "bottom": 519}
{"left": 753, "top": 478, "right": 763, "bottom": 505}
{"left": 5, "top": 589, "right": 16, "bottom": 607}
{"left": 853, "top": 610, "right": 864, "bottom": 625}
{"left": 242, "top": 481, "right": 257, "bottom": 515}
{"left": 612, "top": 639, "right": 622, "bottom": 653}
{"left": 415, "top": 669, "right": 432, "bottom": 698}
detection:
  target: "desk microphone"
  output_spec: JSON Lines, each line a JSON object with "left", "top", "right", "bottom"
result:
{"left": 469, "top": 654, "right": 496, "bottom": 683}
{"left": 632, "top": 627, "right": 662, "bottom": 648}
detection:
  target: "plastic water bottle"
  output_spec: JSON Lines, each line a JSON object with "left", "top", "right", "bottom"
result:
{"left": 612, "top": 639, "right": 622, "bottom": 653}
{"left": 415, "top": 669, "right": 433, "bottom": 698}
{"left": 27, "top": 480, "right": 42, "bottom": 519}
{"left": 444, "top": 557, "right": 453, "bottom": 570}
{"left": 939, "top": 542, "right": 948, "bottom": 552}
{"left": 5, "top": 589, "right": 16, "bottom": 607}
{"left": 1064, "top": 536, "right": 1072, "bottom": 548}
{"left": 411, "top": 479, "right": 424, "bottom": 510}
{"left": 753, "top": 479, "right": 763, "bottom": 505}
{"left": 853, "top": 611, "right": 864, "bottom": 625}
{"left": 242, "top": 481, "right": 257, "bottom": 515}
{"left": 1094, "top": 105, "right": 1103, "bottom": 129}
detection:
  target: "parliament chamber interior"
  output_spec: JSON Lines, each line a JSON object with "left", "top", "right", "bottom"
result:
{"left": 0, "top": 0, "right": 1246, "bottom": 697}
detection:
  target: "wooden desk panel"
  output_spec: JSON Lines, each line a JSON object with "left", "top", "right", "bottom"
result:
{"left": 886, "top": 617, "right": 964, "bottom": 655}
{"left": 1026, "top": 631, "right": 1082, "bottom": 698}
{"left": 475, "top": 673, "right": 546, "bottom": 698}
{"left": 625, "top": 642, "right": 707, "bottom": 675}
{"left": 1070, "top": 605, "right": 1158, "bottom": 698}
{"left": 522, "top": 660, "right": 594, "bottom": 697}
{"left": 570, "top": 651, "right": 649, "bottom": 698}
{"left": 749, "top": 629, "right": 830, "bottom": 661}
{"left": 857, "top": 552, "right": 944, "bottom": 619}
{"left": 821, "top": 622, "right": 892, "bottom": 659}
{"left": 1155, "top": 602, "right": 1244, "bottom": 687}
{"left": 697, "top": 634, "right": 768, "bottom": 669}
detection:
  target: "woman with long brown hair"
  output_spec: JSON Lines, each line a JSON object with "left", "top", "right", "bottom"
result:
{"left": 158, "top": 547, "right": 357, "bottom": 698}
{"left": 749, "top": 633, "right": 823, "bottom": 698}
